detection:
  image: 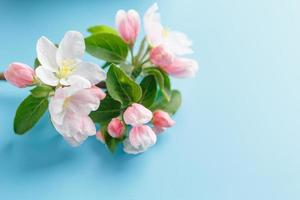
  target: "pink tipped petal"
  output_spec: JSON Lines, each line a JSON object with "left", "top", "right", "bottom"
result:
{"left": 116, "top": 9, "right": 140, "bottom": 44}
{"left": 150, "top": 45, "right": 174, "bottom": 68}
{"left": 164, "top": 57, "right": 199, "bottom": 78}
{"left": 68, "top": 88, "right": 100, "bottom": 116}
{"left": 89, "top": 86, "right": 106, "bottom": 100}
{"left": 128, "top": 125, "right": 157, "bottom": 150}
{"left": 4, "top": 63, "right": 35, "bottom": 88}
{"left": 108, "top": 118, "right": 125, "bottom": 138}
{"left": 35, "top": 66, "right": 59, "bottom": 86}
{"left": 36, "top": 36, "right": 59, "bottom": 71}
{"left": 152, "top": 110, "right": 175, "bottom": 129}
{"left": 56, "top": 31, "right": 85, "bottom": 66}
{"left": 123, "top": 103, "right": 153, "bottom": 126}
{"left": 81, "top": 116, "right": 97, "bottom": 136}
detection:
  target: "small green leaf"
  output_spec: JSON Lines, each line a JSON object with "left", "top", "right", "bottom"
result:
{"left": 140, "top": 76, "right": 157, "bottom": 107}
{"left": 34, "top": 58, "right": 41, "bottom": 69}
{"left": 90, "top": 94, "right": 122, "bottom": 124}
{"left": 106, "top": 64, "right": 142, "bottom": 106}
{"left": 14, "top": 95, "right": 49, "bottom": 134}
{"left": 143, "top": 67, "right": 171, "bottom": 101}
{"left": 85, "top": 33, "right": 128, "bottom": 63}
{"left": 87, "top": 25, "right": 119, "bottom": 35}
{"left": 151, "top": 90, "right": 182, "bottom": 115}
{"left": 30, "top": 85, "right": 54, "bottom": 98}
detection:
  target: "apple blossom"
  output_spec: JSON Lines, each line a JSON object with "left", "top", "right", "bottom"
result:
{"left": 35, "top": 31, "right": 106, "bottom": 87}
{"left": 123, "top": 103, "right": 153, "bottom": 126}
{"left": 144, "top": 3, "right": 198, "bottom": 78}
{"left": 49, "top": 77, "right": 100, "bottom": 146}
{"left": 144, "top": 3, "right": 193, "bottom": 55}
{"left": 116, "top": 9, "right": 140, "bottom": 45}
{"left": 4, "top": 62, "right": 34, "bottom": 88}
{"left": 107, "top": 118, "right": 125, "bottom": 138}
{"left": 123, "top": 125, "right": 157, "bottom": 154}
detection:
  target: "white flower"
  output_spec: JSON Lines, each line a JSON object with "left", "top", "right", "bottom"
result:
{"left": 35, "top": 31, "right": 106, "bottom": 86}
{"left": 144, "top": 3, "right": 193, "bottom": 55}
{"left": 49, "top": 77, "right": 100, "bottom": 146}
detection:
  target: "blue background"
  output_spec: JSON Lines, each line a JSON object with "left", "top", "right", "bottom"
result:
{"left": 0, "top": 0, "right": 300, "bottom": 199}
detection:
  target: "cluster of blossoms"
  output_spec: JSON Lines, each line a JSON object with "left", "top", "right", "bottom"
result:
{"left": 3, "top": 3, "right": 198, "bottom": 154}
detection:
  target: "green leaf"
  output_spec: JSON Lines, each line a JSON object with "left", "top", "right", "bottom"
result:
{"left": 140, "top": 76, "right": 157, "bottom": 108}
{"left": 90, "top": 94, "right": 122, "bottom": 124}
{"left": 30, "top": 85, "right": 54, "bottom": 98}
{"left": 143, "top": 67, "right": 171, "bottom": 101}
{"left": 106, "top": 64, "right": 142, "bottom": 106}
{"left": 151, "top": 90, "right": 182, "bottom": 115}
{"left": 85, "top": 33, "right": 128, "bottom": 63}
{"left": 14, "top": 95, "right": 49, "bottom": 134}
{"left": 87, "top": 25, "right": 119, "bottom": 35}
{"left": 34, "top": 58, "right": 41, "bottom": 69}
{"left": 101, "top": 125, "right": 126, "bottom": 154}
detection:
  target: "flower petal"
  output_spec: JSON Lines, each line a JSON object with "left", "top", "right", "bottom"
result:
{"left": 123, "top": 103, "right": 153, "bottom": 126}
{"left": 68, "top": 88, "right": 100, "bottom": 116}
{"left": 35, "top": 66, "right": 59, "bottom": 86}
{"left": 164, "top": 31, "right": 193, "bottom": 55}
{"left": 36, "top": 36, "right": 59, "bottom": 71}
{"left": 123, "top": 138, "right": 145, "bottom": 154}
{"left": 164, "top": 57, "right": 199, "bottom": 78}
{"left": 144, "top": 3, "right": 164, "bottom": 46}
{"left": 60, "top": 75, "right": 91, "bottom": 93}
{"left": 129, "top": 125, "right": 156, "bottom": 149}
{"left": 73, "top": 62, "right": 106, "bottom": 85}
{"left": 56, "top": 31, "right": 85, "bottom": 66}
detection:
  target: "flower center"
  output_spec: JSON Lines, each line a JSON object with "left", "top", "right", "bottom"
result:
{"left": 57, "top": 60, "right": 76, "bottom": 79}
{"left": 63, "top": 97, "right": 71, "bottom": 109}
{"left": 162, "top": 29, "right": 170, "bottom": 39}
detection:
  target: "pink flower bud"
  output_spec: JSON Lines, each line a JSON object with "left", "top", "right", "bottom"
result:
{"left": 4, "top": 62, "right": 34, "bottom": 88}
{"left": 96, "top": 131, "right": 105, "bottom": 143}
{"left": 107, "top": 118, "right": 125, "bottom": 138}
{"left": 152, "top": 110, "right": 175, "bottom": 133}
{"left": 116, "top": 9, "right": 140, "bottom": 44}
{"left": 129, "top": 125, "right": 157, "bottom": 150}
{"left": 150, "top": 45, "right": 174, "bottom": 68}
{"left": 123, "top": 103, "right": 153, "bottom": 126}
{"left": 89, "top": 86, "right": 106, "bottom": 100}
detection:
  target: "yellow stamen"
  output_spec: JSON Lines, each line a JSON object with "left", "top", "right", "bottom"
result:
{"left": 162, "top": 29, "right": 170, "bottom": 38}
{"left": 57, "top": 60, "right": 75, "bottom": 79}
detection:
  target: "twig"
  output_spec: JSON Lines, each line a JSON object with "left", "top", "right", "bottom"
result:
{"left": 0, "top": 73, "right": 5, "bottom": 80}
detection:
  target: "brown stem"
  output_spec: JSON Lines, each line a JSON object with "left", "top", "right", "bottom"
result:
{"left": 96, "top": 81, "right": 106, "bottom": 89}
{"left": 0, "top": 72, "right": 106, "bottom": 88}
{"left": 0, "top": 72, "right": 5, "bottom": 80}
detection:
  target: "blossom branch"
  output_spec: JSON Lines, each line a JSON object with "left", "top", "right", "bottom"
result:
{"left": 0, "top": 72, "right": 5, "bottom": 80}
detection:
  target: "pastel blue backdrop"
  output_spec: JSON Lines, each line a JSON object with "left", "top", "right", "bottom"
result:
{"left": 0, "top": 0, "right": 299, "bottom": 199}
